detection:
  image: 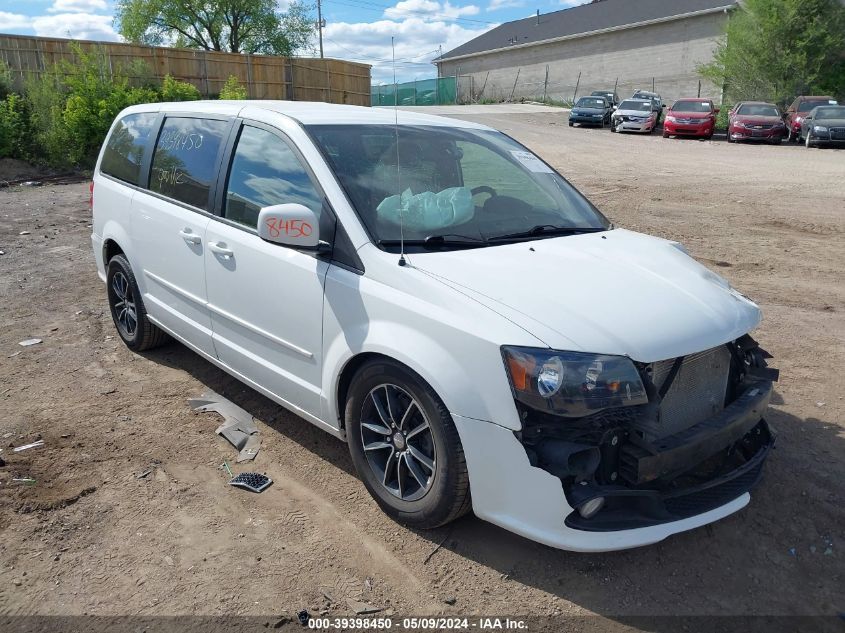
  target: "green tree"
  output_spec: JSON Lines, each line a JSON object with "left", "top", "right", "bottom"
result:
{"left": 115, "top": 0, "right": 315, "bottom": 56}
{"left": 700, "top": 0, "right": 845, "bottom": 106}
{"left": 160, "top": 74, "right": 202, "bottom": 101}
{"left": 219, "top": 75, "right": 248, "bottom": 99}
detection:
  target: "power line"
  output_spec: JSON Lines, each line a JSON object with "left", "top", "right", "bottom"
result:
{"left": 322, "top": 0, "right": 498, "bottom": 26}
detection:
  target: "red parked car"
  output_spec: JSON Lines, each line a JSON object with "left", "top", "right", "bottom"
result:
{"left": 784, "top": 95, "right": 838, "bottom": 142}
{"left": 727, "top": 102, "right": 787, "bottom": 144}
{"left": 663, "top": 99, "right": 718, "bottom": 139}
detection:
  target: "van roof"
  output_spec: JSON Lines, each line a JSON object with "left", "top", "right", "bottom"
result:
{"left": 120, "top": 100, "right": 492, "bottom": 129}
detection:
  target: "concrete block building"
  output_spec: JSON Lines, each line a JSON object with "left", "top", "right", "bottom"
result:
{"left": 435, "top": 0, "right": 737, "bottom": 104}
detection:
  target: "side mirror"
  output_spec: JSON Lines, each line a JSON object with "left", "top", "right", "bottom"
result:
{"left": 257, "top": 203, "right": 320, "bottom": 248}
{"left": 661, "top": 104, "right": 667, "bottom": 108}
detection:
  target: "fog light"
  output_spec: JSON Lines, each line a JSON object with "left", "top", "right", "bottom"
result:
{"left": 577, "top": 496, "right": 605, "bottom": 519}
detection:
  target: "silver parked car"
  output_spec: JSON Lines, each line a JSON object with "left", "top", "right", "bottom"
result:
{"left": 611, "top": 99, "right": 659, "bottom": 134}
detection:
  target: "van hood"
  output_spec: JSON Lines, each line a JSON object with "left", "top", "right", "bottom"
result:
{"left": 411, "top": 229, "right": 761, "bottom": 363}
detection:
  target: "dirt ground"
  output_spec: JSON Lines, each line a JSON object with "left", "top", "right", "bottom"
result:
{"left": 0, "top": 107, "right": 843, "bottom": 630}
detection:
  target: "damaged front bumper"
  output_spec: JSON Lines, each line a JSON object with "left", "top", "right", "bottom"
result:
{"left": 454, "top": 338, "right": 777, "bottom": 551}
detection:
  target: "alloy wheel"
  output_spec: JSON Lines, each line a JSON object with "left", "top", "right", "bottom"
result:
{"left": 111, "top": 271, "right": 138, "bottom": 337}
{"left": 360, "top": 384, "right": 437, "bottom": 502}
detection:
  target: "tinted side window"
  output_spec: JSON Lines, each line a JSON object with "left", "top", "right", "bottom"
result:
{"left": 224, "top": 125, "right": 322, "bottom": 229}
{"left": 100, "top": 113, "right": 158, "bottom": 185}
{"left": 150, "top": 117, "right": 229, "bottom": 210}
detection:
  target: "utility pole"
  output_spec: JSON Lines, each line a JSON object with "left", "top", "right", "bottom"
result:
{"left": 316, "top": 0, "right": 325, "bottom": 58}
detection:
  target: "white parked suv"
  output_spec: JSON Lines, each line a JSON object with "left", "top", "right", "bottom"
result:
{"left": 92, "top": 101, "right": 777, "bottom": 551}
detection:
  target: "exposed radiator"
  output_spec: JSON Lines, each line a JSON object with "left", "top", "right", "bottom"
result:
{"left": 637, "top": 346, "right": 732, "bottom": 440}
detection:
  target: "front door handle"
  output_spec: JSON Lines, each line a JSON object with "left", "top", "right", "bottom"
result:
{"left": 208, "top": 241, "right": 234, "bottom": 258}
{"left": 179, "top": 228, "right": 201, "bottom": 245}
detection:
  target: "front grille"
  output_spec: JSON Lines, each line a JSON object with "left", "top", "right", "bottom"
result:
{"left": 830, "top": 127, "right": 845, "bottom": 140}
{"left": 749, "top": 124, "right": 774, "bottom": 130}
{"left": 643, "top": 346, "right": 732, "bottom": 440}
{"left": 674, "top": 118, "right": 699, "bottom": 124}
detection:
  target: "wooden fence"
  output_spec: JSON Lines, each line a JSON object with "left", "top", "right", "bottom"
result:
{"left": 0, "top": 33, "right": 372, "bottom": 106}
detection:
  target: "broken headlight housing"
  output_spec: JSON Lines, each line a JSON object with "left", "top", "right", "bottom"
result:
{"left": 502, "top": 346, "right": 648, "bottom": 418}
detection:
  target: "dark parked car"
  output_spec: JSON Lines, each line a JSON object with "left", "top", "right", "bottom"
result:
{"left": 568, "top": 96, "right": 613, "bottom": 127}
{"left": 800, "top": 105, "right": 845, "bottom": 148}
{"left": 784, "top": 95, "right": 838, "bottom": 142}
{"left": 590, "top": 90, "right": 620, "bottom": 107}
{"left": 727, "top": 102, "right": 786, "bottom": 144}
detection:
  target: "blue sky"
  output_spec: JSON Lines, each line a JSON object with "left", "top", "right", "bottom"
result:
{"left": 0, "top": 0, "right": 590, "bottom": 83}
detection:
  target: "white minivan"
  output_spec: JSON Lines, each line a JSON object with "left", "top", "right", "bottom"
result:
{"left": 92, "top": 101, "right": 777, "bottom": 552}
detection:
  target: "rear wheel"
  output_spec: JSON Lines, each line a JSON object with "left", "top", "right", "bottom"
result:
{"left": 106, "top": 254, "right": 169, "bottom": 352}
{"left": 345, "top": 359, "right": 471, "bottom": 528}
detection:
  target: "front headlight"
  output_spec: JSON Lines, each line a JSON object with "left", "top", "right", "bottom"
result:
{"left": 665, "top": 115, "right": 677, "bottom": 123}
{"left": 502, "top": 347, "right": 648, "bottom": 418}
{"left": 814, "top": 125, "right": 828, "bottom": 133}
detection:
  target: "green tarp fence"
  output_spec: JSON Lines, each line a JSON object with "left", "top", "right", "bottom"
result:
{"left": 371, "top": 77, "right": 457, "bottom": 106}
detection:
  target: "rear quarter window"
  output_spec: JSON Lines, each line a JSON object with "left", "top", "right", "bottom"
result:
{"left": 100, "top": 113, "right": 158, "bottom": 185}
{"left": 149, "top": 117, "right": 230, "bottom": 210}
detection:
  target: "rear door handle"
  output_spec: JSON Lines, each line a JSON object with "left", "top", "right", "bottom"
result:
{"left": 179, "top": 228, "right": 201, "bottom": 245}
{"left": 208, "top": 241, "right": 234, "bottom": 258}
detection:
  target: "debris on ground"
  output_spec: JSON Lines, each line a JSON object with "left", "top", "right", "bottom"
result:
{"left": 18, "top": 338, "right": 42, "bottom": 347}
{"left": 443, "top": 596, "right": 457, "bottom": 605}
{"left": 189, "top": 389, "right": 262, "bottom": 462}
{"left": 345, "top": 598, "right": 383, "bottom": 615}
{"left": 19, "top": 230, "right": 31, "bottom": 235}
{"left": 228, "top": 472, "right": 272, "bottom": 493}
{"left": 135, "top": 469, "right": 152, "bottom": 479}
{"left": 297, "top": 610, "right": 310, "bottom": 626}
{"left": 12, "top": 478, "right": 37, "bottom": 484}
{"left": 13, "top": 439, "right": 44, "bottom": 453}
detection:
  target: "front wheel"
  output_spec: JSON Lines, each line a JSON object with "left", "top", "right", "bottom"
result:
{"left": 345, "top": 360, "right": 471, "bottom": 528}
{"left": 805, "top": 132, "right": 814, "bottom": 148}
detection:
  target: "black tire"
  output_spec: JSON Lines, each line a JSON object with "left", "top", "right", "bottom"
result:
{"left": 106, "top": 254, "right": 169, "bottom": 352}
{"left": 568, "top": 121, "right": 574, "bottom": 127}
{"left": 345, "top": 359, "right": 471, "bottom": 529}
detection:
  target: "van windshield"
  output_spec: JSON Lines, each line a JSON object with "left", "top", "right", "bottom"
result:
{"left": 306, "top": 125, "right": 609, "bottom": 249}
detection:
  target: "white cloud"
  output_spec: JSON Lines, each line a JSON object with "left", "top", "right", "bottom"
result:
{"left": 48, "top": 0, "right": 109, "bottom": 13}
{"left": 487, "top": 0, "right": 525, "bottom": 11}
{"left": 0, "top": 11, "right": 31, "bottom": 29}
{"left": 32, "top": 13, "right": 120, "bottom": 41}
{"left": 323, "top": 17, "right": 495, "bottom": 83}
{"left": 384, "top": 0, "right": 480, "bottom": 20}
{"left": 559, "top": 0, "right": 591, "bottom": 5}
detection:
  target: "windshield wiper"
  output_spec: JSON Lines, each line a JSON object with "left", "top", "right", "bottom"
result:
{"left": 488, "top": 225, "right": 606, "bottom": 242}
{"left": 377, "top": 234, "right": 487, "bottom": 249}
